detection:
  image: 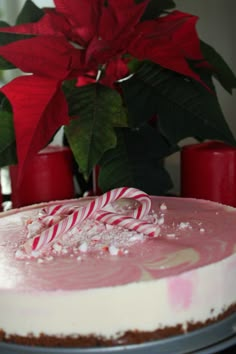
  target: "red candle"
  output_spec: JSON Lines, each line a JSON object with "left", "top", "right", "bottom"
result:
{"left": 10, "top": 146, "right": 75, "bottom": 208}
{"left": 181, "top": 141, "right": 236, "bottom": 207}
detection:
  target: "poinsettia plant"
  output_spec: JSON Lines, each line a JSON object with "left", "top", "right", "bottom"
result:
{"left": 0, "top": 0, "right": 236, "bottom": 195}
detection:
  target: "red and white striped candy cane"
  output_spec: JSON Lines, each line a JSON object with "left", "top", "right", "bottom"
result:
{"left": 26, "top": 187, "right": 153, "bottom": 252}
{"left": 43, "top": 187, "right": 151, "bottom": 219}
{"left": 94, "top": 210, "right": 160, "bottom": 237}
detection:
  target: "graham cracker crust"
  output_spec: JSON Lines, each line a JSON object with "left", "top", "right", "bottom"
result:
{"left": 0, "top": 303, "right": 235, "bottom": 348}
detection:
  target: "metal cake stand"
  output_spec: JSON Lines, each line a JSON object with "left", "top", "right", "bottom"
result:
{"left": 0, "top": 313, "right": 235, "bottom": 354}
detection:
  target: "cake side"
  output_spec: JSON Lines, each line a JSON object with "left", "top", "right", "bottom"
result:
{"left": 0, "top": 254, "right": 235, "bottom": 347}
{"left": 1, "top": 305, "right": 235, "bottom": 348}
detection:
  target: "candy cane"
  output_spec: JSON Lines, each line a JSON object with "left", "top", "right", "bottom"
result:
{"left": 25, "top": 187, "right": 154, "bottom": 253}
{"left": 44, "top": 187, "right": 151, "bottom": 219}
{"left": 94, "top": 210, "right": 160, "bottom": 237}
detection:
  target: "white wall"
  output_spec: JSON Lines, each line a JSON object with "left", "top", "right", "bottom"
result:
{"left": 33, "top": 0, "right": 54, "bottom": 6}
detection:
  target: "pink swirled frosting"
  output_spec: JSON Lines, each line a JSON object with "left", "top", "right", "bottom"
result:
{"left": 0, "top": 196, "right": 235, "bottom": 292}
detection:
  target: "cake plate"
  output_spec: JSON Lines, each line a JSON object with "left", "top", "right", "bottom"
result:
{"left": 1, "top": 313, "right": 235, "bottom": 354}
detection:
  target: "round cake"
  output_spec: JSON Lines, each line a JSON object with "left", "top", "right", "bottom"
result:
{"left": 0, "top": 188, "right": 235, "bottom": 348}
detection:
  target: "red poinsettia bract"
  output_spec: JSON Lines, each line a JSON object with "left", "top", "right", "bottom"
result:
{"left": 0, "top": 0, "right": 204, "bottom": 174}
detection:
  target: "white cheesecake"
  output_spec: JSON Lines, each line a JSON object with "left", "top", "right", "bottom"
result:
{"left": 0, "top": 194, "right": 235, "bottom": 347}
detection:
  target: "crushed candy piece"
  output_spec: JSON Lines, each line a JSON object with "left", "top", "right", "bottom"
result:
{"left": 53, "top": 243, "right": 62, "bottom": 253}
{"left": 179, "top": 222, "right": 192, "bottom": 230}
{"left": 79, "top": 242, "right": 88, "bottom": 253}
{"left": 157, "top": 217, "right": 165, "bottom": 225}
{"left": 109, "top": 245, "right": 119, "bottom": 256}
{"left": 45, "top": 256, "right": 54, "bottom": 261}
{"left": 160, "top": 203, "right": 167, "bottom": 211}
{"left": 166, "top": 233, "right": 176, "bottom": 238}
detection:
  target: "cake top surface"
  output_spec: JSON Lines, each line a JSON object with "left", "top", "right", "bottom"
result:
{"left": 0, "top": 195, "right": 235, "bottom": 292}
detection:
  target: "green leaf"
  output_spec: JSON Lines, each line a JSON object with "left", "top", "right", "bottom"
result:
{"left": 0, "top": 31, "right": 34, "bottom": 47}
{"left": 64, "top": 83, "right": 128, "bottom": 178}
{"left": 0, "top": 57, "right": 15, "bottom": 70}
{"left": 99, "top": 125, "right": 176, "bottom": 195}
{"left": 126, "top": 57, "right": 142, "bottom": 74}
{"left": 0, "top": 111, "right": 17, "bottom": 167}
{"left": 121, "top": 67, "right": 159, "bottom": 127}
{"left": 0, "top": 21, "right": 10, "bottom": 27}
{"left": 141, "top": 0, "right": 176, "bottom": 21}
{"left": 200, "top": 40, "right": 236, "bottom": 94}
{"left": 16, "top": 0, "right": 44, "bottom": 25}
{"left": 0, "top": 92, "right": 12, "bottom": 112}
{"left": 123, "top": 62, "right": 236, "bottom": 146}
